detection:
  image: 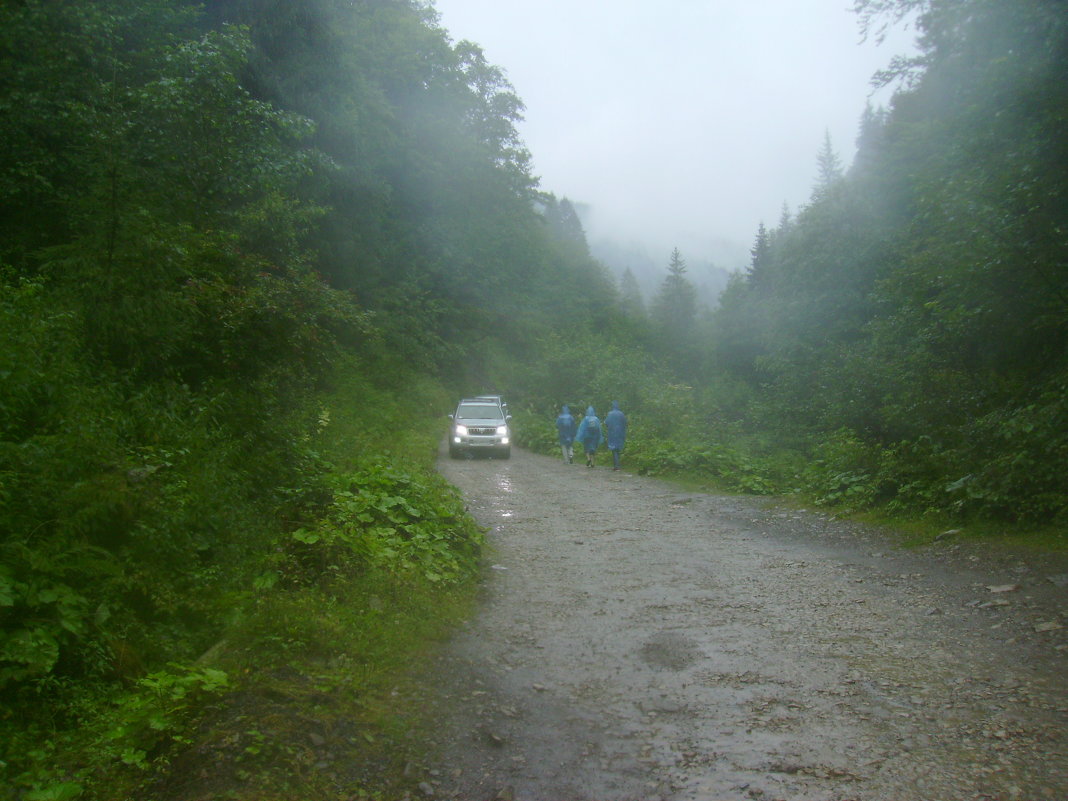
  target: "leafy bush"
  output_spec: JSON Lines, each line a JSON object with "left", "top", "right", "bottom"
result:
{"left": 104, "top": 665, "right": 230, "bottom": 771}
{"left": 947, "top": 385, "right": 1068, "bottom": 522}
{"left": 801, "top": 429, "right": 884, "bottom": 510}
{"left": 4, "top": 663, "right": 229, "bottom": 799}
{"left": 510, "top": 409, "right": 560, "bottom": 454}
{"left": 873, "top": 435, "right": 956, "bottom": 516}
{"left": 270, "top": 459, "right": 484, "bottom": 589}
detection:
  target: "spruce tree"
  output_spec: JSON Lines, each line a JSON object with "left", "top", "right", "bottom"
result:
{"left": 747, "top": 222, "right": 771, "bottom": 287}
{"left": 813, "top": 130, "right": 843, "bottom": 197}
{"left": 619, "top": 267, "right": 645, "bottom": 318}
{"left": 651, "top": 247, "right": 697, "bottom": 355}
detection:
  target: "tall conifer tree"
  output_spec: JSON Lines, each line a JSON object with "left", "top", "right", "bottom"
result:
{"left": 651, "top": 247, "right": 697, "bottom": 354}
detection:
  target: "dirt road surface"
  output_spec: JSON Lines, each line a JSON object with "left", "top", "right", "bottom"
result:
{"left": 426, "top": 446, "right": 1068, "bottom": 801}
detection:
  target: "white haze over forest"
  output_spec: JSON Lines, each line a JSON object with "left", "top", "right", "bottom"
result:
{"left": 431, "top": 0, "right": 917, "bottom": 305}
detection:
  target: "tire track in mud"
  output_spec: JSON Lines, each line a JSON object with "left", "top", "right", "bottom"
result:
{"left": 425, "top": 446, "right": 1068, "bottom": 801}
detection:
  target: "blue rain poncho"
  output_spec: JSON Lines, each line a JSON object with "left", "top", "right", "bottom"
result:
{"left": 574, "top": 406, "right": 602, "bottom": 452}
{"left": 556, "top": 405, "right": 576, "bottom": 445}
{"left": 604, "top": 401, "right": 627, "bottom": 451}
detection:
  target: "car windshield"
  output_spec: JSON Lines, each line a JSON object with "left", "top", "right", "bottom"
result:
{"left": 456, "top": 403, "right": 501, "bottom": 420}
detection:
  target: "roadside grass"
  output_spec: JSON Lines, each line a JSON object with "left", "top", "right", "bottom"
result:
{"left": 6, "top": 363, "right": 486, "bottom": 801}
{"left": 652, "top": 468, "right": 1068, "bottom": 560}
{"left": 846, "top": 511, "right": 1068, "bottom": 552}
{"left": 141, "top": 572, "right": 482, "bottom": 801}
{"left": 140, "top": 364, "right": 486, "bottom": 800}
{"left": 660, "top": 466, "right": 1068, "bottom": 554}
{"left": 511, "top": 408, "right": 1066, "bottom": 553}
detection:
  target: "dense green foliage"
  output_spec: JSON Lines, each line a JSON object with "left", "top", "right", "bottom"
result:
{"left": 702, "top": 0, "right": 1068, "bottom": 522}
{"left": 2, "top": 0, "right": 1066, "bottom": 796}
{"left": 0, "top": 0, "right": 608, "bottom": 796}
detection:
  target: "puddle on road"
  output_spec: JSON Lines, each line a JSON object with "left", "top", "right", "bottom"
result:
{"left": 491, "top": 469, "right": 516, "bottom": 521}
{"left": 639, "top": 631, "right": 703, "bottom": 672}
{"left": 492, "top": 474, "right": 515, "bottom": 519}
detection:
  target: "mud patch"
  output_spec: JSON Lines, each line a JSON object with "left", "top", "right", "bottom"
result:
{"left": 638, "top": 631, "right": 702, "bottom": 672}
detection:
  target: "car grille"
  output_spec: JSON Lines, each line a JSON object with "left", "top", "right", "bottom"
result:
{"left": 468, "top": 427, "right": 497, "bottom": 436}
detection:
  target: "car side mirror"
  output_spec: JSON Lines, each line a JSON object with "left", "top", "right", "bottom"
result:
{"left": 447, "top": 414, "right": 454, "bottom": 420}
{"left": 506, "top": 414, "right": 512, "bottom": 421}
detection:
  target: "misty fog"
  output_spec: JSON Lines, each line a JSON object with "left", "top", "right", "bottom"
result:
{"left": 432, "top": 0, "right": 917, "bottom": 298}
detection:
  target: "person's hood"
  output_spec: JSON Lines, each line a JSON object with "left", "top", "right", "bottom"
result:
{"left": 611, "top": 401, "right": 620, "bottom": 411}
{"left": 586, "top": 406, "right": 596, "bottom": 416}
{"left": 561, "top": 405, "right": 570, "bottom": 414}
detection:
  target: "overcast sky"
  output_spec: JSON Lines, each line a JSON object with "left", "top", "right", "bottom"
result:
{"left": 431, "top": 0, "right": 916, "bottom": 271}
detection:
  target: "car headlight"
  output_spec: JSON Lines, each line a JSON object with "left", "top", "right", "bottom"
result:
{"left": 455, "top": 424, "right": 468, "bottom": 436}
{"left": 496, "top": 425, "right": 508, "bottom": 436}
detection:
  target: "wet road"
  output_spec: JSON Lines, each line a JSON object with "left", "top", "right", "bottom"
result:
{"left": 427, "top": 446, "right": 1068, "bottom": 801}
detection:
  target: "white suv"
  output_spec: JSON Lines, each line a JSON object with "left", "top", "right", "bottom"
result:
{"left": 448, "top": 398, "right": 511, "bottom": 459}
{"left": 474, "top": 395, "right": 508, "bottom": 415}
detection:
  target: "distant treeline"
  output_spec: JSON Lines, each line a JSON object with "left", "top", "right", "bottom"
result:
{"left": 514, "top": 0, "right": 1067, "bottom": 524}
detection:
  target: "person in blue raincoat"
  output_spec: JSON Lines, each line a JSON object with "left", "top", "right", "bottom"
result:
{"left": 555, "top": 404, "right": 576, "bottom": 464}
{"left": 574, "top": 406, "right": 602, "bottom": 468}
{"left": 604, "top": 401, "right": 627, "bottom": 471}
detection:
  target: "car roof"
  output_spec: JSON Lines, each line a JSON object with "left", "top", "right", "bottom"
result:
{"left": 456, "top": 399, "right": 506, "bottom": 416}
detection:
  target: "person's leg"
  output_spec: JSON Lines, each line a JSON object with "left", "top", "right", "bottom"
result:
{"left": 561, "top": 444, "right": 568, "bottom": 462}
{"left": 612, "top": 448, "right": 621, "bottom": 470}
{"left": 568, "top": 444, "right": 573, "bottom": 463}
{"left": 586, "top": 448, "right": 593, "bottom": 467}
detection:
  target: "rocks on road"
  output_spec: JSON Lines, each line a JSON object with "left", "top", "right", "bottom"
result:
{"left": 419, "top": 446, "right": 1068, "bottom": 801}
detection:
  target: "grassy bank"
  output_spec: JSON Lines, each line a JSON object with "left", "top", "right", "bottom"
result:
{"left": 2, "top": 365, "right": 486, "bottom": 801}
{"left": 510, "top": 406, "right": 1067, "bottom": 551}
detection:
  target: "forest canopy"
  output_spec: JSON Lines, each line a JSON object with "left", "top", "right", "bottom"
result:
{"left": 705, "top": 0, "right": 1068, "bottom": 521}
{"left": 0, "top": 0, "right": 614, "bottom": 790}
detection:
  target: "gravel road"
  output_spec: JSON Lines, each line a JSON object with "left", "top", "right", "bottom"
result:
{"left": 425, "top": 446, "right": 1068, "bottom": 801}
